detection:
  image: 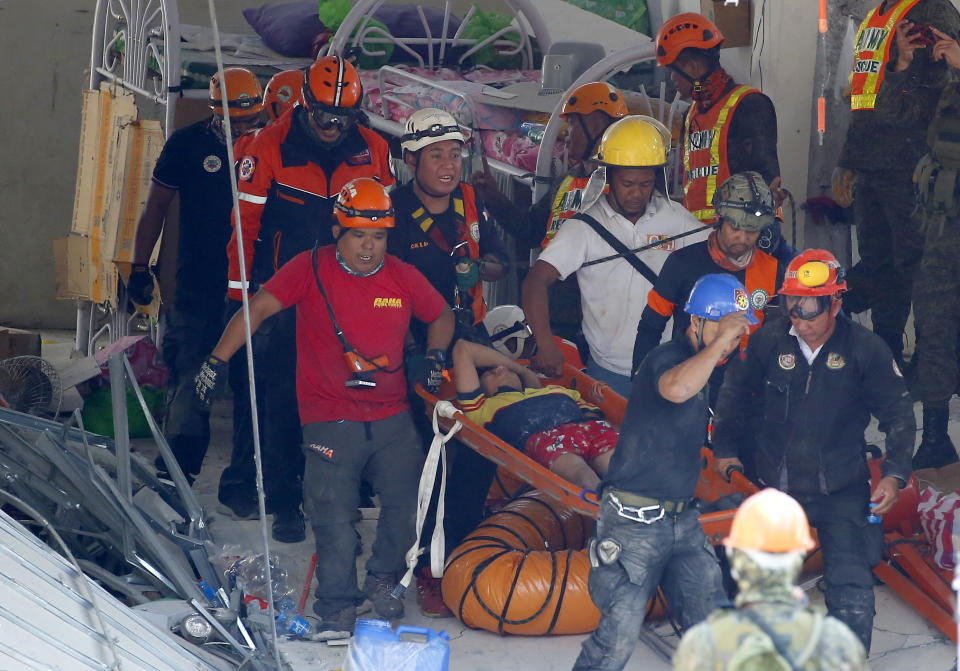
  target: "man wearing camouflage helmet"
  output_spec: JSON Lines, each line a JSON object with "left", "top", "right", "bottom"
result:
{"left": 633, "top": 172, "right": 786, "bottom": 394}
{"left": 672, "top": 488, "right": 867, "bottom": 671}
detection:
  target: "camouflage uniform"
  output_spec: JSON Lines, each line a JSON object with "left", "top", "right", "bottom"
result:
{"left": 673, "top": 550, "right": 868, "bottom": 671}
{"left": 840, "top": 0, "right": 960, "bottom": 360}
{"left": 910, "top": 82, "right": 960, "bottom": 468}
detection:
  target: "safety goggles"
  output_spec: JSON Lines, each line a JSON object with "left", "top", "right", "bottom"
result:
{"left": 311, "top": 108, "right": 356, "bottom": 131}
{"left": 400, "top": 123, "right": 462, "bottom": 144}
{"left": 783, "top": 294, "right": 831, "bottom": 320}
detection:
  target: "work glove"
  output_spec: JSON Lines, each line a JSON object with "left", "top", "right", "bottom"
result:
{"left": 194, "top": 355, "right": 228, "bottom": 410}
{"left": 423, "top": 349, "right": 447, "bottom": 394}
{"left": 455, "top": 259, "right": 481, "bottom": 293}
{"left": 127, "top": 264, "right": 155, "bottom": 306}
{"left": 831, "top": 167, "right": 857, "bottom": 209}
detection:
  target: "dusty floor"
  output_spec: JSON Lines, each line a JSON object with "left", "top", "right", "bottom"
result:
{"left": 41, "top": 329, "right": 960, "bottom": 670}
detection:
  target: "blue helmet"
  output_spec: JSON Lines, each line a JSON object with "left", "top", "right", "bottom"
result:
{"left": 684, "top": 274, "right": 759, "bottom": 325}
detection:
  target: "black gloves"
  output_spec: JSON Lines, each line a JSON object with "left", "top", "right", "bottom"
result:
{"left": 423, "top": 348, "right": 447, "bottom": 394}
{"left": 194, "top": 355, "right": 228, "bottom": 409}
{"left": 127, "top": 264, "right": 155, "bottom": 306}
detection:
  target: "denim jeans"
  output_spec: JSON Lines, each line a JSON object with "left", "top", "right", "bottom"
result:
{"left": 572, "top": 496, "right": 726, "bottom": 671}
{"left": 584, "top": 354, "right": 633, "bottom": 400}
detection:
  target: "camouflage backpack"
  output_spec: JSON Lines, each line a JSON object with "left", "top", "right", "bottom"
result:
{"left": 710, "top": 608, "right": 825, "bottom": 671}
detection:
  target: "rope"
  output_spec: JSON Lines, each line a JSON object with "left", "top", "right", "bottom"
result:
{"left": 395, "top": 401, "right": 462, "bottom": 598}
{"left": 205, "top": 1, "right": 279, "bottom": 664}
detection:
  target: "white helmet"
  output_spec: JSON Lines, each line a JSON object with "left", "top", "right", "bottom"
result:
{"left": 400, "top": 108, "right": 465, "bottom": 154}
{"left": 483, "top": 305, "right": 536, "bottom": 360}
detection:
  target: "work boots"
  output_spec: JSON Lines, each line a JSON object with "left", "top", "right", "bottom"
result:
{"left": 913, "top": 405, "right": 960, "bottom": 471}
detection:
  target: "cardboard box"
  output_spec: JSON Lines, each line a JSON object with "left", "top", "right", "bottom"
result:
{"left": 53, "top": 234, "right": 91, "bottom": 300}
{"left": 700, "top": 0, "right": 752, "bottom": 49}
{"left": 0, "top": 327, "right": 41, "bottom": 359}
{"left": 113, "top": 120, "right": 165, "bottom": 266}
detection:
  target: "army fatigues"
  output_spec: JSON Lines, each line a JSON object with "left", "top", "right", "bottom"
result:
{"left": 840, "top": 0, "right": 960, "bottom": 359}
{"left": 672, "top": 550, "right": 868, "bottom": 670}
{"left": 912, "top": 83, "right": 960, "bottom": 407}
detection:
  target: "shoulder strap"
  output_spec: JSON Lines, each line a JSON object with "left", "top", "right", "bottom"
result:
{"left": 576, "top": 212, "right": 658, "bottom": 284}
{"left": 739, "top": 608, "right": 802, "bottom": 671}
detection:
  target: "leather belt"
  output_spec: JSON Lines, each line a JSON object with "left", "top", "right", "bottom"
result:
{"left": 605, "top": 489, "right": 690, "bottom": 514}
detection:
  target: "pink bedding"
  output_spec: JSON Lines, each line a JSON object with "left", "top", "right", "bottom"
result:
{"left": 359, "top": 67, "right": 565, "bottom": 174}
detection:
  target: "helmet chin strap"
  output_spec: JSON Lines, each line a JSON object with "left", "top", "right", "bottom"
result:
{"left": 575, "top": 116, "right": 604, "bottom": 163}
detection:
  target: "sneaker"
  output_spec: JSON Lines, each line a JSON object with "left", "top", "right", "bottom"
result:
{"left": 416, "top": 569, "right": 453, "bottom": 618}
{"left": 216, "top": 497, "right": 259, "bottom": 521}
{"left": 311, "top": 604, "right": 357, "bottom": 636}
{"left": 272, "top": 507, "right": 306, "bottom": 543}
{"left": 362, "top": 572, "right": 404, "bottom": 619}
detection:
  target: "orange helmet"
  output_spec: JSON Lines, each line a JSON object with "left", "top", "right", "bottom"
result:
{"left": 780, "top": 249, "right": 847, "bottom": 297}
{"left": 334, "top": 178, "right": 395, "bottom": 229}
{"left": 264, "top": 69, "right": 304, "bottom": 121}
{"left": 725, "top": 488, "right": 815, "bottom": 553}
{"left": 209, "top": 67, "right": 264, "bottom": 118}
{"left": 655, "top": 13, "right": 724, "bottom": 66}
{"left": 561, "top": 82, "right": 629, "bottom": 120}
{"left": 303, "top": 56, "right": 363, "bottom": 111}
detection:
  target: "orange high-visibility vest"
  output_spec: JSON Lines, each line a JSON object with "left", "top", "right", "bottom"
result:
{"left": 683, "top": 85, "right": 759, "bottom": 225}
{"left": 850, "top": 0, "right": 924, "bottom": 111}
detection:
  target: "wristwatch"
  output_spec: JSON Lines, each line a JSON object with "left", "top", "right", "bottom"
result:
{"left": 425, "top": 348, "right": 447, "bottom": 366}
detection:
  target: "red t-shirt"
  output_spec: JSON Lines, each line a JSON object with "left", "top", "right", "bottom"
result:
{"left": 263, "top": 246, "right": 445, "bottom": 423}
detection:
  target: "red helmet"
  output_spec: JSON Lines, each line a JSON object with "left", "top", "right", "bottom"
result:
{"left": 264, "top": 69, "right": 304, "bottom": 121}
{"left": 303, "top": 56, "right": 363, "bottom": 111}
{"left": 561, "top": 82, "right": 629, "bottom": 120}
{"left": 209, "top": 67, "right": 264, "bottom": 117}
{"left": 780, "top": 249, "right": 847, "bottom": 297}
{"left": 655, "top": 13, "right": 724, "bottom": 67}
{"left": 334, "top": 178, "right": 395, "bottom": 229}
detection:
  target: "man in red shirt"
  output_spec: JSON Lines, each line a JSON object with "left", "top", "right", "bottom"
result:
{"left": 219, "top": 56, "right": 395, "bottom": 542}
{"left": 197, "top": 178, "right": 455, "bottom": 632}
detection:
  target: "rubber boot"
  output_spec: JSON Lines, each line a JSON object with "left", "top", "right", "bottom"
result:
{"left": 913, "top": 405, "right": 960, "bottom": 470}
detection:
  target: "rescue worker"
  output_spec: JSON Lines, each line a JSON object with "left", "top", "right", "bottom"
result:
{"left": 673, "top": 489, "right": 868, "bottom": 671}
{"left": 522, "top": 115, "right": 705, "bottom": 398}
{"left": 263, "top": 68, "right": 304, "bottom": 123}
{"left": 908, "top": 27, "right": 960, "bottom": 470}
{"left": 655, "top": 13, "right": 788, "bottom": 261}
{"left": 387, "top": 107, "right": 508, "bottom": 618}
{"left": 125, "top": 67, "right": 264, "bottom": 484}
{"left": 219, "top": 56, "right": 394, "bottom": 542}
{"left": 388, "top": 107, "right": 508, "bottom": 345}
{"left": 712, "top": 249, "right": 916, "bottom": 653}
{"left": 572, "top": 274, "right": 753, "bottom": 671}
{"left": 195, "top": 178, "right": 455, "bottom": 632}
{"left": 633, "top": 172, "right": 784, "bottom": 404}
{"left": 833, "top": 0, "right": 960, "bottom": 365}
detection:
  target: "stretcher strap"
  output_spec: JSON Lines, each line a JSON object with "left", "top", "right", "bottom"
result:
{"left": 395, "top": 401, "right": 462, "bottom": 598}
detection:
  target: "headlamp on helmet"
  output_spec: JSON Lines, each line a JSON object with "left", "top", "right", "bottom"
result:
{"left": 334, "top": 178, "right": 395, "bottom": 230}
{"left": 713, "top": 171, "right": 776, "bottom": 232}
{"left": 401, "top": 108, "right": 466, "bottom": 154}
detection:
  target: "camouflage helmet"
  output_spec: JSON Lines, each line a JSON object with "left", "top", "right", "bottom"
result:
{"left": 713, "top": 171, "right": 776, "bottom": 232}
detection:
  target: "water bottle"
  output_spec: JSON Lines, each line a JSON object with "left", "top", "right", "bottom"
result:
{"left": 866, "top": 502, "right": 882, "bottom": 524}
{"left": 519, "top": 121, "right": 546, "bottom": 144}
{"left": 276, "top": 609, "right": 313, "bottom": 638}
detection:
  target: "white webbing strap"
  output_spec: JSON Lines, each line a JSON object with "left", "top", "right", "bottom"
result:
{"left": 394, "top": 400, "right": 462, "bottom": 597}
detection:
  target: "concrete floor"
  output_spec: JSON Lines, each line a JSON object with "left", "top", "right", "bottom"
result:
{"left": 38, "top": 329, "right": 960, "bottom": 670}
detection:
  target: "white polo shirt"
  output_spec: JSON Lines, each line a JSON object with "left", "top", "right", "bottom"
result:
{"left": 538, "top": 192, "right": 706, "bottom": 377}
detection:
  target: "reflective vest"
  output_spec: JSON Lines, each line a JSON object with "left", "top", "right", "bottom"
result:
{"left": 409, "top": 182, "right": 487, "bottom": 324}
{"left": 682, "top": 85, "right": 759, "bottom": 225}
{"left": 541, "top": 174, "right": 607, "bottom": 249}
{"left": 850, "top": 0, "right": 924, "bottom": 111}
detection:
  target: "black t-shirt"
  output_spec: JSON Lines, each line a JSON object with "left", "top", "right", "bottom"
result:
{"left": 603, "top": 337, "right": 710, "bottom": 500}
{"left": 388, "top": 182, "right": 508, "bottom": 343}
{"left": 152, "top": 118, "right": 232, "bottom": 314}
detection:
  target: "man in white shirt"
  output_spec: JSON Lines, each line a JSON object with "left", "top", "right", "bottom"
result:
{"left": 522, "top": 116, "right": 707, "bottom": 398}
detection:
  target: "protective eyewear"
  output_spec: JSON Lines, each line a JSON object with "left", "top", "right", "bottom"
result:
{"left": 400, "top": 123, "right": 462, "bottom": 143}
{"left": 783, "top": 294, "right": 831, "bottom": 320}
{"left": 312, "top": 108, "right": 356, "bottom": 131}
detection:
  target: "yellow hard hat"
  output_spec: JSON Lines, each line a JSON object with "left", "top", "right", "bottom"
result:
{"left": 593, "top": 115, "right": 669, "bottom": 168}
{"left": 724, "top": 488, "right": 815, "bottom": 553}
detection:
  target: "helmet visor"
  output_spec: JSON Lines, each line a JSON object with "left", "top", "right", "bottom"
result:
{"left": 784, "top": 295, "right": 831, "bottom": 320}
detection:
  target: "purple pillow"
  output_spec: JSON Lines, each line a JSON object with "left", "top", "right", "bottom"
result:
{"left": 371, "top": 4, "right": 461, "bottom": 62}
{"left": 243, "top": 2, "right": 328, "bottom": 58}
